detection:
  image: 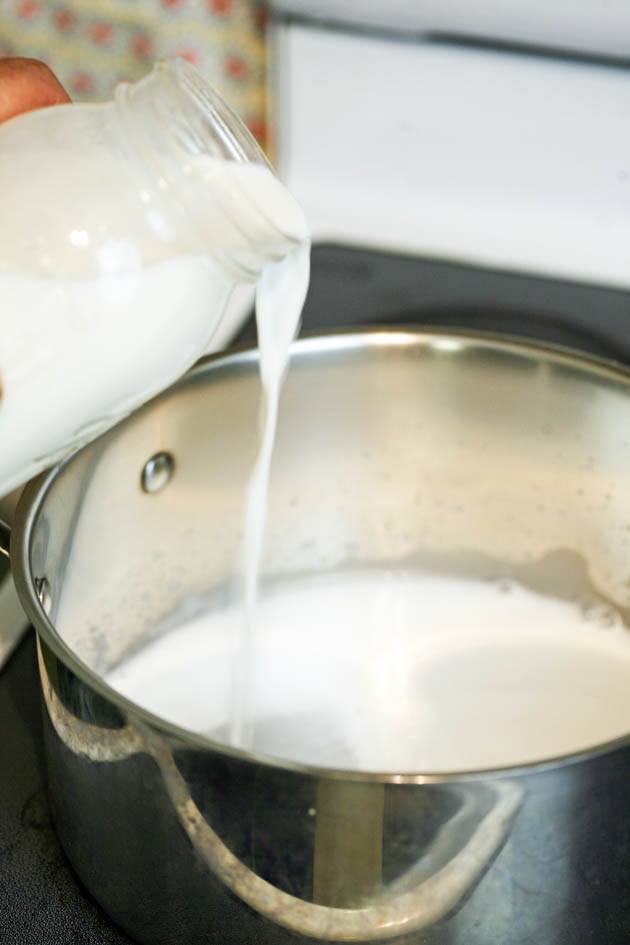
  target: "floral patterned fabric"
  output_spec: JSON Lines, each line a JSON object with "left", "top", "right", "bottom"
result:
{"left": 0, "top": 0, "right": 268, "bottom": 145}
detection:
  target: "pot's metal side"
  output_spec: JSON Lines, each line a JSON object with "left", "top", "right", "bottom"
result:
{"left": 38, "top": 638, "right": 630, "bottom": 945}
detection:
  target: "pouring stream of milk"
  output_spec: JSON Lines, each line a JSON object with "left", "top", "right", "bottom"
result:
{"left": 231, "top": 242, "right": 310, "bottom": 749}
{"left": 191, "top": 158, "right": 310, "bottom": 751}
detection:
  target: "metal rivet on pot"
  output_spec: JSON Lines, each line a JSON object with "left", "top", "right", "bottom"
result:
{"left": 35, "top": 577, "right": 51, "bottom": 615}
{"left": 141, "top": 451, "right": 175, "bottom": 494}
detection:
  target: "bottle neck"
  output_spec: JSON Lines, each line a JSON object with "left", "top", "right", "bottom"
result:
{"left": 115, "top": 61, "right": 308, "bottom": 281}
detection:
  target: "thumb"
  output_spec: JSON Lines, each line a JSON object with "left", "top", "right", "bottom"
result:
{"left": 0, "top": 57, "right": 70, "bottom": 124}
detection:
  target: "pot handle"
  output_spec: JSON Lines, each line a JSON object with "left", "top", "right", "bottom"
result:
{"left": 154, "top": 740, "right": 522, "bottom": 941}
{"left": 0, "top": 489, "right": 30, "bottom": 669}
{"left": 40, "top": 650, "right": 522, "bottom": 941}
{"left": 0, "top": 487, "right": 21, "bottom": 560}
{"left": 0, "top": 519, "right": 10, "bottom": 561}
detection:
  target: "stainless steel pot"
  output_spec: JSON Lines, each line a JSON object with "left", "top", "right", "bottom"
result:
{"left": 2, "top": 330, "right": 629, "bottom": 945}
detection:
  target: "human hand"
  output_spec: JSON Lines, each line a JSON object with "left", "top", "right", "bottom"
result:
{"left": 0, "top": 57, "right": 69, "bottom": 124}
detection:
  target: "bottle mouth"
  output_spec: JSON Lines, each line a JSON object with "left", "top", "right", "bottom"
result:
{"left": 116, "top": 60, "right": 306, "bottom": 280}
{"left": 116, "top": 58, "right": 270, "bottom": 168}
{"left": 159, "top": 58, "right": 272, "bottom": 168}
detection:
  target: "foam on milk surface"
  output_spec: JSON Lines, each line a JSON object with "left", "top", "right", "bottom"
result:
{"left": 107, "top": 570, "right": 630, "bottom": 771}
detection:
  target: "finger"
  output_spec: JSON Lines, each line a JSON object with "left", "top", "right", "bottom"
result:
{"left": 0, "top": 57, "right": 70, "bottom": 124}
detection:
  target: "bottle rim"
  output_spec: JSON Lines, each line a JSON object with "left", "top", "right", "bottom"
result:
{"left": 115, "top": 60, "right": 301, "bottom": 280}
{"left": 116, "top": 58, "right": 270, "bottom": 168}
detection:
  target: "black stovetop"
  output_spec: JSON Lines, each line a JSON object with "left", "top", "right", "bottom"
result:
{"left": 2, "top": 244, "right": 630, "bottom": 944}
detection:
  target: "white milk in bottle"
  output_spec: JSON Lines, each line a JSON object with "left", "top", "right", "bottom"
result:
{"left": 0, "top": 60, "right": 308, "bottom": 495}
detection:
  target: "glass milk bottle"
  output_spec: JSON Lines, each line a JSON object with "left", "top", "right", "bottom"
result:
{"left": 0, "top": 59, "right": 307, "bottom": 496}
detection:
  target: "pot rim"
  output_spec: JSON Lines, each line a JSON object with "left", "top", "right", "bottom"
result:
{"left": 12, "top": 326, "right": 630, "bottom": 784}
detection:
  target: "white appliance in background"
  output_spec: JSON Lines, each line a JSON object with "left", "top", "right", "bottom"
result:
{"left": 267, "top": 1, "right": 630, "bottom": 290}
